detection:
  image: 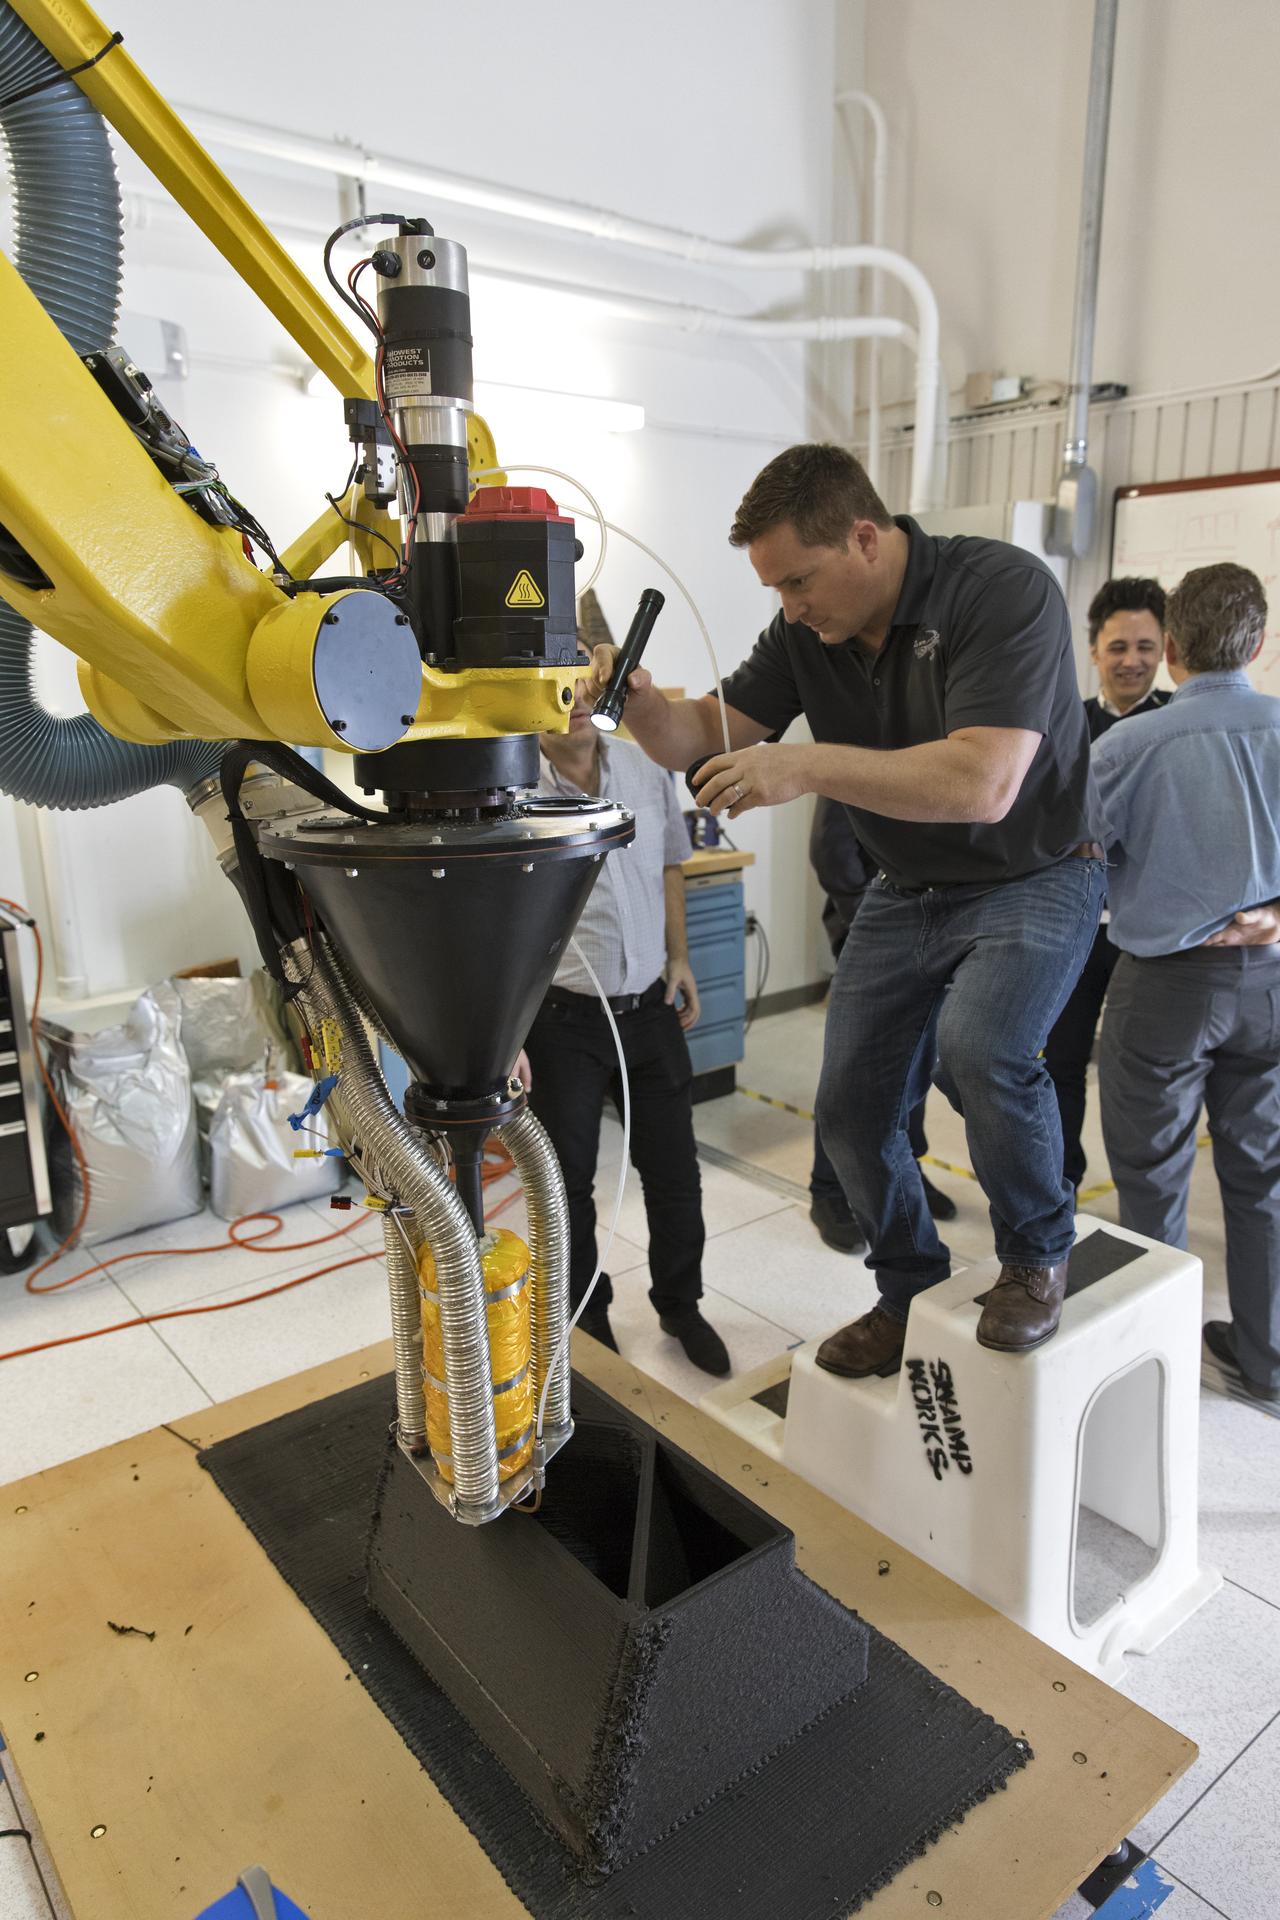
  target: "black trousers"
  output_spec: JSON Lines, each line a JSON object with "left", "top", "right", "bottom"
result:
{"left": 1043, "top": 923, "right": 1119, "bottom": 1189}
{"left": 524, "top": 989, "right": 704, "bottom": 1316}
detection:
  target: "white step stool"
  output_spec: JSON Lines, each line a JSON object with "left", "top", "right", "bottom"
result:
{"left": 703, "top": 1218, "right": 1220, "bottom": 1682}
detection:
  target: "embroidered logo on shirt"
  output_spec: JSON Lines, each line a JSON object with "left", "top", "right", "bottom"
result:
{"left": 914, "top": 627, "right": 942, "bottom": 661}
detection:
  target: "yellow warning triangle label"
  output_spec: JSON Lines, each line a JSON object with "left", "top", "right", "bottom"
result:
{"left": 504, "top": 569, "right": 546, "bottom": 609}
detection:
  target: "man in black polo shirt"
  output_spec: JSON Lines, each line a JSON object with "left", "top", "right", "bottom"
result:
{"left": 585, "top": 443, "right": 1104, "bottom": 1372}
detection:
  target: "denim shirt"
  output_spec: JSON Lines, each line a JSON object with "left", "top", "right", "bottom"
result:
{"left": 1091, "top": 670, "right": 1280, "bottom": 955}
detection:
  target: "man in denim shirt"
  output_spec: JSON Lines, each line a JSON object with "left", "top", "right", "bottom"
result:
{"left": 1093, "top": 564, "right": 1280, "bottom": 1408}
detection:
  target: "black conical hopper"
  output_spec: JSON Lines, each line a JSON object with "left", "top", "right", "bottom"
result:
{"left": 258, "top": 801, "right": 634, "bottom": 1094}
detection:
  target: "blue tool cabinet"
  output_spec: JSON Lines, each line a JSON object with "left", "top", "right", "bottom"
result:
{"left": 682, "top": 873, "right": 746, "bottom": 1084}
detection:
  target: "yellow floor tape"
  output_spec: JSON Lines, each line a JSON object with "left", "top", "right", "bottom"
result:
{"left": 735, "top": 1083, "right": 1212, "bottom": 1207}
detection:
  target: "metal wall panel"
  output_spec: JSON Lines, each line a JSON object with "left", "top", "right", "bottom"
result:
{"left": 872, "top": 378, "right": 1280, "bottom": 659}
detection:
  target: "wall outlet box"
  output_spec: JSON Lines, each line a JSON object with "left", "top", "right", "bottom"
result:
{"left": 964, "top": 371, "right": 1024, "bottom": 409}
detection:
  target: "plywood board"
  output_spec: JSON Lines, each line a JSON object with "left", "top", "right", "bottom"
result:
{"left": 0, "top": 1337, "right": 1194, "bottom": 1920}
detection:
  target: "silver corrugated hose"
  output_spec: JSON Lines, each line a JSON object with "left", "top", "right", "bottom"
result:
{"left": 381, "top": 1212, "right": 426, "bottom": 1447}
{"left": 0, "top": 1, "right": 222, "bottom": 808}
{"left": 496, "top": 1104, "right": 572, "bottom": 1441}
{"left": 281, "top": 939, "right": 500, "bottom": 1515}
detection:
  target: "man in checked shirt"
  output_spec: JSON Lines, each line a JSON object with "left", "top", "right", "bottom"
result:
{"left": 518, "top": 650, "right": 731, "bottom": 1377}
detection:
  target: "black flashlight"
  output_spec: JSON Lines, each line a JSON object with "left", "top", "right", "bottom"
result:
{"left": 590, "top": 587, "right": 666, "bottom": 733}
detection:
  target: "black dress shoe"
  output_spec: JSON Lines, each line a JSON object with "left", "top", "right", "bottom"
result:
{"left": 918, "top": 1168, "right": 958, "bottom": 1221}
{"left": 658, "top": 1307, "right": 731, "bottom": 1376}
{"left": 1204, "top": 1320, "right": 1280, "bottom": 1407}
{"left": 576, "top": 1298, "right": 619, "bottom": 1352}
{"left": 809, "top": 1192, "right": 867, "bottom": 1255}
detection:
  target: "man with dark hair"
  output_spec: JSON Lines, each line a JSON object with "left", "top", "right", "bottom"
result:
{"left": 585, "top": 442, "right": 1104, "bottom": 1372}
{"left": 1044, "top": 576, "right": 1170, "bottom": 1189}
{"left": 1094, "top": 563, "right": 1280, "bottom": 1410}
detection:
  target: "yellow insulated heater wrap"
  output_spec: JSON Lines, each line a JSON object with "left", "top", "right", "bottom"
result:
{"left": 419, "top": 1229, "right": 534, "bottom": 1484}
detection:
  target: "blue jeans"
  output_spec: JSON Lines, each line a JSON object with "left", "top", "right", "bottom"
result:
{"left": 815, "top": 856, "right": 1105, "bottom": 1320}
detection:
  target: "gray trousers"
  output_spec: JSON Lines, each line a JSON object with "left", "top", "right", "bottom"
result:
{"left": 1099, "top": 946, "right": 1280, "bottom": 1390}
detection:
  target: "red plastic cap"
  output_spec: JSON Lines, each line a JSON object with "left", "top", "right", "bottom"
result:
{"left": 464, "top": 486, "right": 569, "bottom": 522}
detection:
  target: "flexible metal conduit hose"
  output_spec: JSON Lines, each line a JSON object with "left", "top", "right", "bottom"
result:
{"left": 494, "top": 1106, "right": 572, "bottom": 1443}
{"left": 0, "top": 3, "right": 220, "bottom": 807}
{"left": 327, "top": 929, "right": 572, "bottom": 1441}
{"left": 282, "top": 938, "right": 501, "bottom": 1516}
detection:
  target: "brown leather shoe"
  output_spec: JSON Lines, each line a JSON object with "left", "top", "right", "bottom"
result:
{"left": 815, "top": 1305, "right": 907, "bottom": 1378}
{"left": 976, "top": 1262, "right": 1069, "bottom": 1353}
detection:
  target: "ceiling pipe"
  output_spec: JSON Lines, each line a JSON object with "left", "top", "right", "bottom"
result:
{"left": 174, "top": 105, "right": 943, "bottom": 511}
{"left": 835, "top": 90, "right": 889, "bottom": 487}
{"left": 1045, "top": 0, "right": 1119, "bottom": 559}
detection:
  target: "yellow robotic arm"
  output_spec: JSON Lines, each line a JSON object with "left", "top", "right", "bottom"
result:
{"left": 0, "top": 0, "right": 572, "bottom": 753}
{"left": 0, "top": 0, "right": 652, "bottom": 1524}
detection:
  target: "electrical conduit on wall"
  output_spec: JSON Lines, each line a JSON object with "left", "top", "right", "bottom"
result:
{"left": 176, "top": 105, "right": 944, "bottom": 512}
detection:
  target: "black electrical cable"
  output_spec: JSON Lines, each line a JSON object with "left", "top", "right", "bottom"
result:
{"left": 743, "top": 919, "right": 771, "bottom": 1037}
{"left": 0, "top": 28, "right": 122, "bottom": 112}
{"left": 324, "top": 450, "right": 401, "bottom": 568}
{"left": 322, "top": 215, "right": 408, "bottom": 339}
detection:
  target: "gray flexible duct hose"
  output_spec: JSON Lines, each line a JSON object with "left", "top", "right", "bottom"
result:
{"left": 0, "top": 3, "right": 221, "bottom": 808}
{"left": 495, "top": 1106, "right": 572, "bottom": 1442}
{"left": 285, "top": 938, "right": 500, "bottom": 1515}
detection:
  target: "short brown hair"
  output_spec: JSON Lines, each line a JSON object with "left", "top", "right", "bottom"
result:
{"left": 1165, "top": 564, "right": 1267, "bottom": 674}
{"left": 729, "top": 443, "right": 892, "bottom": 549}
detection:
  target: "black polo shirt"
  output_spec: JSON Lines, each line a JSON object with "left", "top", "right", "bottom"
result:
{"left": 720, "top": 516, "right": 1101, "bottom": 888}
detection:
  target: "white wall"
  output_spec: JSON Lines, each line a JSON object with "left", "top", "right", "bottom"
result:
{"left": 858, "top": 0, "right": 1280, "bottom": 412}
{"left": 4, "top": 0, "right": 843, "bottom": 1006}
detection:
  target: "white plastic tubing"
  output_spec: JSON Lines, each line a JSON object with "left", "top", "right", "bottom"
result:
{"left": 176, "top": 106, "right": 943, "bottom": 512}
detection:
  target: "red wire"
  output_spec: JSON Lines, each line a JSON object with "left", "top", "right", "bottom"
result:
{"left": 344, "top": 255, "right": 422, "bottom": 583}
{"left": 0, "top": 897, "right": 526, "bottom": 1361}
{"left": 1, "top": 1154, "right": 522, "bottom": 1364}
{"left": 0, "top": 1248, "right": 386, "bottom": 1361}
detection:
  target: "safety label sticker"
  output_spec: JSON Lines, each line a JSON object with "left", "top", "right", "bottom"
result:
{"left": 505, "top": 569, "right": 546, "bottom": 609}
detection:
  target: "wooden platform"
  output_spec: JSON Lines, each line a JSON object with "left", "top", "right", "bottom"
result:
{"left": 0, "top": 1336, "right": 1195, "bottom": 1919}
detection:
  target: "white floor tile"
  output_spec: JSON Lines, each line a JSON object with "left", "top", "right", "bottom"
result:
{"left": 1051, "top": 1869, "right": 1225, "bottom": 1920}
{"left": 698, "top": 1205, "right": 872, "bottom": 1343}
{"left": 1195, "top": 1391, "right": 1280, "bottom": 1609}
{"left": 590, "top": 1156, "right": 792, "bottom": 1254}
{"left": 600, "top": 1282, "right": 798, "bottom": 1407}
{"left": 0, "top": 1268, "right": 212, "bottom": 1484}
{"left": 1117, "top": 1578, "right": 1280, "bottom": 1850}
{"left": 0, "top": 1837, "right": 53, "bottom": 1919}
{"left": 694, "top": 1087, "right": 816, "bottom": 1188}
{"left": 152, "top": 1251, "right": 400, "bottom": 1404}
{"left": 1159, "top": 1708, "right": 1280, "bottom": 1914}
{"left": 109, "top": 1206, "right": 385, "bottom": 1316}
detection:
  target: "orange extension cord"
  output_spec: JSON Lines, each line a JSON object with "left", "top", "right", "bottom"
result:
{"left": 0, "top": 897, "right": 519, "bottom": 1363}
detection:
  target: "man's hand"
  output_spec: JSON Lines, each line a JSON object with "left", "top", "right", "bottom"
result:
{"left": 664, "top": 958, "right": 701, "bottom": 1030}
{"left": 693, "top": 742, "right": 811, "bottom": 818}
{"left": 1202, "top": 904, "right": 1280, "bottom": 948}
{"left": 512, "top": 1049, "right": 533, "bottom": 1092}
{"left": 582, "top": 643, "right": 655, "bottom": 709}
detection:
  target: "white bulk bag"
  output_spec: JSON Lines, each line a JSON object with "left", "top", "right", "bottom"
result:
{"left": 208, "top": 1071, "right": 343, "bottom": 1221}
{"left": 60, "top": 983, "right": 203, "bottom": 1247}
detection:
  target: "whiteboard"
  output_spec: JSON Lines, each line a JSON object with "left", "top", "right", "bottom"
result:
{"left": 1111, "top": 469, "right": 1280, "bottom": 684}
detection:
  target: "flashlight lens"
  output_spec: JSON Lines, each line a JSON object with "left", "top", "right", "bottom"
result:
{"left": 590, "top": 710, "right": 619, "bottom": 733}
